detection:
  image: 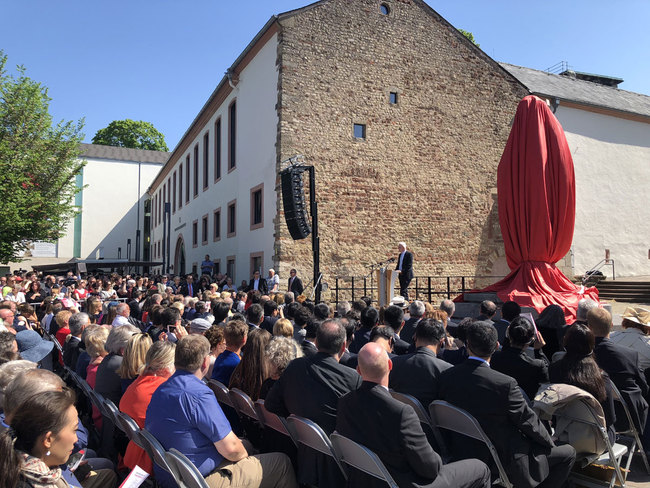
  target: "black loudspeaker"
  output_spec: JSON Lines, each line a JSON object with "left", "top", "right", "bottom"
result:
{"left": 281, "top": 166, "right": 311, "bottom": 240}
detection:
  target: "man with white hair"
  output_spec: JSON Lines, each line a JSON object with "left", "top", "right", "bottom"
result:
{"left": 395, "top": 242, "right": 414, "bottom": 300}
{"left": 401, "top": 300, "right": 425, "bottom": 345}
{"left": 63, "top": 312, "right": 90, "bottom": 368}
{"left": 574, "top": 298, "right": 598, "bottom": 325}
{"left": 267, "top": 268, "right": 280, "bottom": 293}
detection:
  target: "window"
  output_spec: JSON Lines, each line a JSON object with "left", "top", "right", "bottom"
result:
{"left": 250, "top": 183, "right": 263, "bottom": 230}
{"left": 172, "top": 171, "right": 177, "bottom": 213}
{"left": 153, "top": 194, "right": 157, "bottom": 228}
{"left": 389, "top": 92, "right": 398, "bottom": 104}
{"left": 353, "top": 123, "right": 366, "bottom": 139}
{"left": 228, "top": 100, "right": 236, "bottom": 171}
{"left": 214, "top": 260, "right": 221, "bottom": 275}
{"left": 192, "top": 220, "right": 198, "bottom": 248}
{"left": 227, "top": 200, "right": 236, "bottom": 237}
{"left": 193, "top": 144, "right": 199, "bottom": 197}
{"left": 214, "top": 118, "right": 222, "bottom": 181}
{"left": 166, "top": 178, "right": 170, "bottom": 206}
{"left": 202, "top": 214, "right": 208, "bottom": 245}
{"left": 213, "top": 208, "right": 221, "bottom": 241}
{"left": 250, "top": 252, "right": 263, "bottom": 278}
{"left": 185, "top": 155, "right": 190, "bottom": 203}
{"left": 226, "top": 256, "right": 236, "bottom": 282}
{"left": 203, "top": 132, "right": 209, "bottom": 190}
{"left": 380, "top": 3, "right": 390, "bottom": 15}
{"left": 178, "top": 164, "right": 183, "bottom": 209}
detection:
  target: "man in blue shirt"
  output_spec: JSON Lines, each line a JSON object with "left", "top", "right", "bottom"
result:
{"left": 211, "top": 320, "right": 247, "bottom": 385}
{"left": 146, "top": 334, "right": 297, "bottom": 488}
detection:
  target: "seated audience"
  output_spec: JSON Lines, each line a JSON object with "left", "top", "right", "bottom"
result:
{"left": 390, "top": 318, "right": 452, "bottom": 408}
{"left": 476, "top": 300, "right": 497, "bottom": 323}
{"left": 401, "top": 300, "right": 425, "bottom": 346}
{"left": 439, "top": 321, "right": 576, "bottom": 488}
{"left": 204, "top": 325, "right": 226, "bottom": 378}
{"left": 120, "top": 341, "right": 175, "bottom": 475}
{"left": 383, "top": 305, "right": 410, "bottom": 355}
{"left": 261, "top": 300, "right": 279, "bottom": 334}
{"left": 272, "top": 318, "right": 294, "bottom": 338}
{"left": 15, "top": 329, "right": 54, "bottom": 366}
{"left": 117, "top": 332, "right": 152, "bottom": 392}
{"left": 610, "top": 307, "right": 650, "bottom": 371}
{"left": 337, "top": 342, "right": 491, "bottom": 488}
{"left": 339, "top": 316, "right": 358, "bottom": 368}
{"left": 0, "top": 360, "right": 37, "bottom": 410}
{"left": 491, "top": 316, "right": 549, "bottom": 401}
{"left": 211, "top": 320, "right": 247, "bottom": 385}
{"left": 260, "top": 337, "right": 303, "bottom": 399}
{"left": 549, "top": 323, "right": 616, "bottom": 442}
{"left": 494, "top": 300, "right": 521, "bottom": 345}
{"left": 95, "top": 324, "right": 139, "bottom": 404}
{"left": 535, "top": 304, "right": 567, "bottom": 358}
{"left": 265, "top": 318, "right": 362, "bottom": 434}
{"left": 63, "top": 312, "right": 90, "bottom": 369}
{"left": 348, "top": 306, "right": 379, "bottom": 353}
{"left": 300, "top": 319, "right": 319, "bottom": 357}
{"left": 438, "top": 317, "right": 472, "bottom": 365}
{"left": 229, "top": 328, "right": 271, "bottom": 401}
{"left": 0, "top": 331, "right": 20, "bottom": 364}
{"left": 145, "top": 335, "right": 297, "bottom": 488}
{"left": 246, "top": 303, "right": 264, "bottom": 331}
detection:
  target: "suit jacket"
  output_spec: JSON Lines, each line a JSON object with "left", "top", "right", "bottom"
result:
{"left": 389, "top": 347, "right": 452, "bottom": 408}
{"left": 339, "top": 350, "right": 358, "bottom": 369}
{"left": 337, "top": 381, "right": 443, "bottom": 488}
{"left": 348, "top": 326, "right": 372, "bottom": 354}
{"left": 594, "top": 337, "right": 649, "bottom": 432}
{"left": 438, "top": 359, "right": 555, "bottom": 488}
{"left": 288, "top": 276, "right": 304, "bottom": 296}
{"left": 260, "top": 316, "right": 278, "bottom": 334}
{"left": 493, "top": 319, "right": 510, "bottom": 345}
{"left": 392, "top": 333, "right": 410, "bottom": 355}
{"left": 395, "top": 250, "right": 414, "bottom": 280}
{"left": 265, "top": 352, "right": 362, "bottom": 435}
{"left": 301, "top": 339, "right": 318, "bottom": 358}
{"left": 63, "top": 336, "right": 83, "bottom": 370}
{"left": 400, "top": 317, "right": 420, "bottom": 345}
{"left": 490, "top": 345, "right": 549, "bottom": 401}
{"left": 247, "top": 278, "right": 268, "bottom": 294}
{"left": 179, "top": 282, "right": 198, "bottom": 297}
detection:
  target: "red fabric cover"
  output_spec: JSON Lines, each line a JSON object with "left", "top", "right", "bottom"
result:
{"left": 476, "top": 96, "right": 598, "bottom": 322}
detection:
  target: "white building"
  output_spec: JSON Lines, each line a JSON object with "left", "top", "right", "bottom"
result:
{"left": 503, "top": 63, "right": 650, "bottom": 278}
{"left": 15, "top": 143, "right": 166, "bottom": 271}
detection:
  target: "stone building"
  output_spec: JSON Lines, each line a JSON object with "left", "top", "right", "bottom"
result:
{"left": 148, "top": 0, "right": 528, "bottom": 289}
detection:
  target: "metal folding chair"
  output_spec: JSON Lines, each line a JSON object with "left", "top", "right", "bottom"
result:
{"left": 166, "top": 448, "right": 210, "bottom": 488}
{"left": 330, "top": 433, "right": 398, "bottom": 488}
{"left": 207, "top": 379, "right": 234, "bottom": 407}
{"left": 255, "top": 399, "right": 296, "bottom": 446}
{"left": 139, "top": 428, "right": 180, "bottom": 480}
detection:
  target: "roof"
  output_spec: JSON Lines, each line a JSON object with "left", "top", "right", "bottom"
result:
{"left": 501, "top": 63, "right": 650, "bottom": 120}
{"left": 80, "top": 143, "right": 169, "bottom": 164}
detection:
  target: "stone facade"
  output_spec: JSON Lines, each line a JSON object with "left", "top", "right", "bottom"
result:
{"left": 274, "top": 0, "right": 528, "bottom": 287}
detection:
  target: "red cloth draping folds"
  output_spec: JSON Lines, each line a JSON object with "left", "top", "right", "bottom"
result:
{"left": 477, "top": 96, "right": 598, "bottom": 322}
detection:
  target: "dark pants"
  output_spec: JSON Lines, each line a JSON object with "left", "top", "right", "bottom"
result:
{"left": 537, "top": 444, "right": 576, "bottom": 488}
{"left": 399, "top": 274, "right": 412, "bottom": 300}
{"left": 431, "top": 459, "right": 491, "bottom": 488}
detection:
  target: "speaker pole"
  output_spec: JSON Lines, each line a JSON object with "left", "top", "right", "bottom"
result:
{"left": 308, "top": 166, "right": 321, "bottom": 302}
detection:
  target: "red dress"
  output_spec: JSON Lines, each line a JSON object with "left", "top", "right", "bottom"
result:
{"left": 55, "top": 327, "right": 70, "bottom": 365}
{"left": 119, "top": 373, "right": 169, "bottom": 475}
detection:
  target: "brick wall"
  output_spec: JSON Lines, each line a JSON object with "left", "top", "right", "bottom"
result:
{"left": 274, "top": 0, "right": 528, "bottom": 290}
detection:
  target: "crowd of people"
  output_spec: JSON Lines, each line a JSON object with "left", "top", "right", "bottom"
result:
{"left": 0, "top": 267, "right": 649, "bottom": 488}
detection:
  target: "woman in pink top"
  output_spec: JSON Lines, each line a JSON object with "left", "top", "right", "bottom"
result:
{"left": 120, "top": 341, "right": 175, "bottom": 475}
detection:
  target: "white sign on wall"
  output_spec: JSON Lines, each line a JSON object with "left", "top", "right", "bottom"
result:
{"left": 31, "top": 241, "right": 57, "bottom": 257}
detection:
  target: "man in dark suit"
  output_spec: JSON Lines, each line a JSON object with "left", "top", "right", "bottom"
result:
{"left": 395, "top": 242, "right": 414, "bottom": 300}
{"left": 247, "top": 270, "right": 268, "bottom": 294}
{"left": 476, "top": 300, "right": 497, "bottom": 323}
{"left": 337, "top": 342, "right": 491, "bottom": 488}
{"left": 383, "top": 305, "right": 411, "bottom": 355}
{"left": 588, "top": 307, "right": 649, "bottom": 434}
{"left": 246, "top": 303, "right": 264, "bottom": 332}
{"left": 491, "top": 316, "right": 549, "bottom": 401}
{"left": 401, "top": 300, "right": 425, "bottom": 346}
{"left": 339, "top": 317, "right": 358, "bottom": 369}
{"left": 493, "top": 300, "right": 521, "bottom": 345}
{"left": 348, "top": 306, "right": 379, "bottom": 354}
{"left": 390, "top": 318, "right": 452, "bottom": 408}
{"left": 265, "top": 318, "right": 362, "bottom": 434}
{"left": 438, "top": 321, "right": 575, "bottom": 488}
{"left": 260, "top": 300, "right": 279, "bottom": 334}
{"left": 178, "top": 274, "right": 198, "bottom": 297}
{"left": 63, "top": 312, "right": 89, "bottom": 369}
{"left": 288, "top": 268, "right": 304, "bottom": 296}
{"left": 301, "top": 319, "right": 319, "bottom": 357}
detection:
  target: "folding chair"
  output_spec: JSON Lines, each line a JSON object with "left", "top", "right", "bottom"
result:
{"left": 229, "top": 388, "right": 263, "bottom": 446}
{"left": 429, "top": 400, "right": 513, "bottom": 488}
{"left": 207, "top": 379, "right": 233, "bottom": 407}
{"left": 116, "top": 411, "right": 141, "bottom": 443}
{"left": 608, "top": 378, "right": 650, "bottom": 475}
{"left": 286, "top": 415, "right": 347, "bottom": 481}
{"left": 330, "top": 433, "right": 398, "bottom": 488}
{"left": 255, "top": 399, "right": 296, "bottom": 446}
{"left": 389, "top": 390, "right": 447, "bottom": 458}
{"left": 139, "top": 428, "right": 180, "bottom": 481}
{"left": 103, "top": 398, "right": 121, "bottom": 427}
{"left": 166, "top": 448, "right": 210, "bottom": 488}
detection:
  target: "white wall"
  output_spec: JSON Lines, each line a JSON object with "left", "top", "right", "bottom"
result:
{"left": 556, "top": 105, "right": 650, "bottom": 277}
{"left": 150, "top": 33, "right": 279, "bottom": 284}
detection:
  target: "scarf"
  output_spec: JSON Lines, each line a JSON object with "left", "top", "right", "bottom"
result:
{"left": 19, "top": 452, "right": 66, "bottom": 488}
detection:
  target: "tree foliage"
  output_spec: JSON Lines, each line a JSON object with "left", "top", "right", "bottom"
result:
{"left": 0, "top": 51, "right": 85, "bottom": 263}
{"left": 458, "top": 29, "right": 480, "bottom": 47}
{"left": 92, "top": 119, "right": 169, "bottom": 151}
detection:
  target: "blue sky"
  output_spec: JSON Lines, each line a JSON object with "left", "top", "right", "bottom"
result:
{"left": 2, "top": 0, "right": 648, "bottom": 150}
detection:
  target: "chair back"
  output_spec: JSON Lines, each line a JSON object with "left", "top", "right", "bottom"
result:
{"left": 330, "top": 433, "right": 397, "bottom": 488}
{"left": 103, "top": 398, "right": 121, "bottom": 426}
{"left": 429, "top": 400, "right": 512, "bottom": 488}
{"left": 207, "top": 379, "right": 233, "bottom": 407}
{"left": 139, "top": 428, "right": 178, "bottom": 477}
{"left": 166, "top": 448, "right": 210, "bottom": 488}
{"left": 230, "top": 388, "right": 259, "bottom": 422}
{"left": 116, "top": 411, "right": 140, "bottom": 442}
{"left": 286, "top": 415, "right": 346, "bottom": 478}
{"left": 255, "top": 400, "right": 295, "bottom": 444}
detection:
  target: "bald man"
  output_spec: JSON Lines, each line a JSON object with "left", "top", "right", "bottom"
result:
{"left": 336, "top": 343, "right": 490, "bottom": 488}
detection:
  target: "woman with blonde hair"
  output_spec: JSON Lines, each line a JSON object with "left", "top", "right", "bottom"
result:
{"left": 120, "top": 341, "right": 175, "bottom": 475}
{"left": 117, "top": 332, "right": 153, "bottom": 392}
{"left": 85, "top": 295, "right": 103, "bottom": 324}
{"left": 273, "top": 318, "right": 294, "bottom": 338}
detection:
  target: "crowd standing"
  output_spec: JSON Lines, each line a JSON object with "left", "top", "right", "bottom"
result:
{"left": 0, "top": 266, "right": 649, "bottom": 488}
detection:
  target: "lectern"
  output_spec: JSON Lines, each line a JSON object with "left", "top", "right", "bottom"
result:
{"left": 376, "top": 267, "right": 400, "bottom": 307}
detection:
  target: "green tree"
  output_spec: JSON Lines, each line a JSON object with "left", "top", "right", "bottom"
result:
{"left": 92, "top": 119, "right": 169, "bottom": 151}
{"left": 0, "top": 51, "right": 85, "bottom": 263}
{"left": 458, "top": 29, "right": 480, "bottom": 47}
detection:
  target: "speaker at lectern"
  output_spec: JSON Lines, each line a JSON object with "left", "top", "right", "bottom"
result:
{"left": 376, "top": 267, "right": 400, "bottom": 308}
